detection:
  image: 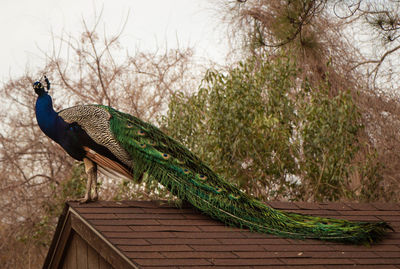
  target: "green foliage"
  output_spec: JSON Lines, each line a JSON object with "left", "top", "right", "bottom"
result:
{"left": 297, "top": 81, "right": 363, "bottom": 201}
{"left": 165, "top": 54, "right": 377, "bottom": 202}
{"left": 165, "top": 56, "right": 299, "bottom": 200}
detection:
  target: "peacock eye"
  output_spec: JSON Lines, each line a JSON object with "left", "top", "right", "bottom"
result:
{"left": 183, "top": 168, "right": 190, "bottom": 174}
{"left": 33, "top": 81, "right": 42, "bottom": 89}
{"left": 138, "top": 130, "right": 145, "bottom": 136}
{"left": 139, "top": 143, "right": 146, "bottom": 148}
{"left": 197, "top": 174, "right": 207, "bottom": 181}
{"left": 161, "top": 153, "right": 170, "bottom": 159}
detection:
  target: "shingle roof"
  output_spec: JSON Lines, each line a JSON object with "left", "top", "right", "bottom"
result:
{"left": 46, "top": 200, "right": 400, "bottom": 268}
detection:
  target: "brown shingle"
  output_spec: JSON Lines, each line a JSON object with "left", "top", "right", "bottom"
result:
{"left": 371, "top": 203, "right": 400, "bottom": 211}
{"left": 340, "top": 210, "right": 399, "bottom": 216}
{"left": 90, "top": 219, "right": 159, "bottom": 226}
{"left": 95, "top": 225, "right": 132, "bottom": 232}
{"left": 197, "top": 225, "right": 243, "bottom": 232}
{"left": 61, "top": 200, "right": 400, "bottom": 268}
{"left": 104, "top": 231, "right": 175, "bottom": 239}
{"left": 129, "top": 225, "right": 201, "bottom": 232}
{"left": 316, "top": 203, "right": 353, "bottom": 211}
{"left": 344, "top": 203, "right": 378, "bottom": 211}
{"left": 375, "top": 251, "right": 400, "bottom": 258}
{"left": 261, "top": 244, "right": 335, "bottom": 252}
{"left": 81, "top": 213, "right": 117, "bottom": 219}
{"left": 280, "top": 258, "right": 356, "bottom": 265}
{"left": 161, "top": 251, "right": 237, "bottom": 259}
{"left": 156, "top": 219, "right": 221, "bottom": 226}
{"left": 141, "top": 207, "right": 196, "bottom": 214}
{"left": 292, "top": 202, "right": 321, "bottom": 210}
{"left": 378, "top": 215, "right": 400, "bottom": 222}
{"left": 119, "top": 245, "right": 193, "bottom": 252}
{"left": 77, "top": 207, "right": 145, "bottom": 214}
{"left": 109, "top": 238, "right": 150, "bottom": 246}
{"left": 233, "top": 251, "right": 305, "bottom": 258}
{"left": 172, "top": 231, "right": 247, "bottom": 239}
{"left": 303, "top": 251, "right": 381, "bottom": 258}
{"left": 212, "top": 258, "right": 283, "bottom": 266}
{"left": 218, "top": 238, "right": 289, "bottom": 245}
{"left": 114, "top": 213, "right": 186, "bottom": 219}
{"left": 191, "top": 244, "right": 265, "bottom": 252}
{"left": 329, "top": 243, "right": 400, "bottom": 252}
{"left": 124, "top": 252, "right": 164, "bottom": 259}
{"left": 134, "top": 258, "right": 212, "bottom": 266}
{"left": 148, "top": 238, "right": 220, "bottom": 245}
{"left": 352, "top": 258, "right": 400, "bottom": 265}
{"left": 325, "top": 265, "right": 398, "bottom": 269}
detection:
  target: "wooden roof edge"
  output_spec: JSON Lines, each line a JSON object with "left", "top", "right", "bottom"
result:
{"left": 42, "top": 202, "right": 140, "bottom": 269}
{"left": 42, "top": 202, "right": 70, "bottom": 269}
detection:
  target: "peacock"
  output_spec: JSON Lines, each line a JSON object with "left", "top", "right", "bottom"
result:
{"left": 33, "top": 76, "right": 392, "bottom": 244}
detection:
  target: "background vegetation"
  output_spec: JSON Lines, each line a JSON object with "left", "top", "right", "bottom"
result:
{"left": 1, "top": 0, "right": 400, "bottom": 267}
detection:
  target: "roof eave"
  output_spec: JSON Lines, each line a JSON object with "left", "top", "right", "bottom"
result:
{"left": 42, "top": 203, "right": 139, "bottom": 269}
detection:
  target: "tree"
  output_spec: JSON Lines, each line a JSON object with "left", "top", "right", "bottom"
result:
{"left": 165, "top": 52, "right": 375, "bottom": 202}
{"left": 215, "top": 0, "right": 400, "bottom": 201}
{"left": 224, "top": 0, "right": 400, "bottom": 90}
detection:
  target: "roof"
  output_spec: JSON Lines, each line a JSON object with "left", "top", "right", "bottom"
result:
{"left": 44, "top": 200, "right": 400, "bottom": 268}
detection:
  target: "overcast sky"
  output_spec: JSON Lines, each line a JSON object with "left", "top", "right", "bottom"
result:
{"left": 0, "top": 0, "right": 227, "bottom": 82}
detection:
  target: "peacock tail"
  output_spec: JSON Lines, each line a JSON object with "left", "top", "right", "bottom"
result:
{"left": 98, "top": 105, "right": 392, "bottom": 245}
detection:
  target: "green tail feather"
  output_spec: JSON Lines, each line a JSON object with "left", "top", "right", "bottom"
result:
{"left": 101, "top": 105, "right": 393, "bottom": 244}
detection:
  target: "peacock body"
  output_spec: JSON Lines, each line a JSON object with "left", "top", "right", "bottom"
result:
{"left": 33, "top": 77, "right": 392, "bottom": 244}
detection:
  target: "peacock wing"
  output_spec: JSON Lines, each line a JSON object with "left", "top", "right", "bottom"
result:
{"left": 58, "top": 105, "right": 132, "bottom": 167}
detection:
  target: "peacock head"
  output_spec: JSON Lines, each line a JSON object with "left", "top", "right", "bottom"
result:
{"left": 33, "top": 75, "right": 50, "bottom": 96}
{"left": 33, "top": 81, "right": 44, "bottom": 96}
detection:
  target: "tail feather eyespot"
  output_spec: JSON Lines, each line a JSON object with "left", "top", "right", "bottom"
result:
{"left": 197, "top": 174, "right": 207, "bottom": 181}
{"left": 161, "top": 153, "right": 170, "bottom": 160}
{"left": 139, "top": 143, "right": 146, "bottom": 149}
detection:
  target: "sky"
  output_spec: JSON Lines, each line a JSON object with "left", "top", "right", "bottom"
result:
{"left": 0, "top": 0, "right": 228, "bottom": 82}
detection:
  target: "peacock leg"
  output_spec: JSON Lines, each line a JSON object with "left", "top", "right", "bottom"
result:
{"left": 91, "top": 162, "right": 98, "bottom": 201}
{"left": 79, "top": 157, "right": 97, "bottom": 203}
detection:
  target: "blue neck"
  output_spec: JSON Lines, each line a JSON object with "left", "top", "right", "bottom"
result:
{"left": 35, "top": 93, "right": 64, "bottom": 141}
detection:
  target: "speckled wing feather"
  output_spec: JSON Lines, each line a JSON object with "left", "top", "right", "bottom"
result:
{"left": 97, "top": 105, "right": 392, "bottom": 244}
{"left": 59, "top": 105, "right": 132, "bottom": 166}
